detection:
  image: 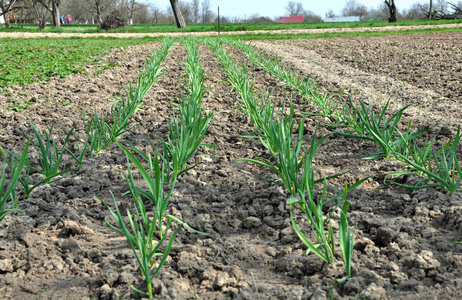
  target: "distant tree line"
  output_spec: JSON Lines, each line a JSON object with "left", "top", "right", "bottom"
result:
{"left": 287, "top": 0, "right": 462, "bottom": 22}
{"left": 324, "top": 0, "right": 462, "bottom": 22}
{"left": 1, "top": 0, "right": 462, "bottom": 29}
{"left": 0, "top": 0, "right": 221, "bottom": 28}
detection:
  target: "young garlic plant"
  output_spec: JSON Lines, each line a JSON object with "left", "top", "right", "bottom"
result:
{"left": 209, "top": 38, "right": 366, "bottom": 283}
{"left": 84, "top": 37, "right": 174, "bottom": 157}
{"left": 99, "top": 37, "right": 214, "bottom": 299}
{"left": 0, "top": 142, "right": 29, "bottom": 222}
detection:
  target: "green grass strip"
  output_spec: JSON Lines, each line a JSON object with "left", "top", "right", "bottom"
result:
{"left": 2, "top": 19, "right": 462, "bottom": 33}
{"left": 0, "top": 37, "right": 160, "bottom": 89}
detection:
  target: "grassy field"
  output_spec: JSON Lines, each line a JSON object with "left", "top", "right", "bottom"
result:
{"left": 1, "top": 18, "right": 462, "bottom": 33}
{"left": 0, "top": 37, "right": 159, "bottom": 89}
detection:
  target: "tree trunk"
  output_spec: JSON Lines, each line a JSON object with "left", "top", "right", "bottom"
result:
{"left": 51, "top": 1, "right": 60, "bottom": 27}
{"left": 385, "top": 0, "right": 397, "bottom": 22}
{"left": 169, "top": 0, "right": 186, "bottom": 28}
{"left": 128, "top": 0, "right": 134, "bottom": 25}
{"left": 96, "top": 6, "right": 102, "bottom": 24}
{"left": 38, "top": 17, "right": 46, "bottom": 29}
{"left": 0, "top": 0, "right": 17, "bottom": 28}
{"left": 3, "top": 14, "right": 10, "bottom": 29}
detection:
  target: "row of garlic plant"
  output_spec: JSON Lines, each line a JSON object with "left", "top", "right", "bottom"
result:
{"left": 227, "top": 39, "right": 343, "bottom": 122}
{"left": 230, "top": 39, "right": 462, "bottom": 194}
{"left": 84, "top": 37, "right": 175, "bottom": 157}
{"left": 0, "top": 38, "right": 173, "bottom": 222}
{"left": 206, "top": 38, "right": 364, "bottom": 283}
{"left": 98, "top": 37, "right": 214, "bottom": 299}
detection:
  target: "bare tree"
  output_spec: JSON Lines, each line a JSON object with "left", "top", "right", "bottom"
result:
{"left": 126, "top": 0, "right": 135, "bottom": 24}
{"left": 25, "top": 0, "right": 48, "bottom": 28}
{"left": 201, "top": 0, "right": 213, "bottom": 23}
{"left": 82, "top": 0, "right": 114, "bottom": 24}
{"left": 62, "top": 0, "right": 90, "bottom": 23}
{"left": 179, "top": 0, "right": 192, "bottom": 23}
{"left": 448, "top": 1, "right": 462, "bottom": 13}
{"left": 191, "top": 0, "right": 199, "bottom": 23}
{"left": 149, "top": 2, "right": 162, "bottom": 24}
{"left": 325, "top": 8, "right": 336, "bottom": 18}
{"left": 368, "top": 3, "right": 389, "bottom": 20}
{"left": 149, "top": 4, "right": 162, "bottom": 24}
{"left": 401, "top": 3, "right": 423, "bottom": 19}
{"left": 303, "top": 10, "right": 322, "bottom": 22}
{"left": 285, "top": 1, "right": 304, "bottom": 16}
{"left": 0, "top": 0, "right": 19, "bottom": 28}
{"left": 434, "top": 0, "right": 448, "bottom": 13}
{"left": 132, "top": 2, "right": 148, "bottom": 23}
{"left": 341, "top": 0, "right": 369, "bottom": 20}
{"left": 385, "top": 0, "right": 397, "bottom": 22}
{"left": 169, "top": 0, "right": 185, "bottom": 28}
{"left": 34, "top": 0, "right": 60, "bottom": 27}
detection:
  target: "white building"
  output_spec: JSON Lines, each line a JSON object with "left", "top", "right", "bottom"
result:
{"left": 324, "top": 16, "right": 361, "bottom": 22}
{"left": 0, "top": 10, "right": 4, "bottom": 24}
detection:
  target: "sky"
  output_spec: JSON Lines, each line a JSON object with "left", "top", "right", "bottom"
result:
{"left": 152, "top": 0, "right": 420, "bottom": 20}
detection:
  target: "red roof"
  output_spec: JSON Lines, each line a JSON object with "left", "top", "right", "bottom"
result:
{"left": 276, "top": 16, "right": 304, "bottom": 23}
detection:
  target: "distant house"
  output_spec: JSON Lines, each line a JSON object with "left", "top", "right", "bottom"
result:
{"left": 276, "top": 16, "right": 304, "bottom": 23}
{"left": 324, "top": 16, "right": 360, "bottom": 22}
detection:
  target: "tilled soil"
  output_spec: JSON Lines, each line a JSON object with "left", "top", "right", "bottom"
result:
{"left": 0, "top": 33, "right": 461, "bottom": 300}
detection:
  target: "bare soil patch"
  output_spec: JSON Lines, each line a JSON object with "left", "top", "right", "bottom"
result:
{"left": 0, "top": 34, "right": 461, "bottom": 300}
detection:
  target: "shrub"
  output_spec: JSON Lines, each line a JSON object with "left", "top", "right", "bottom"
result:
{"left": 100, "top": 10, "right": 128, "bottom": 30}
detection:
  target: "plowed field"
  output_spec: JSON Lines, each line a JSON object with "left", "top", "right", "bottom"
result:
{"left": 0, "top": 32, "right": 461, "bottom": 300}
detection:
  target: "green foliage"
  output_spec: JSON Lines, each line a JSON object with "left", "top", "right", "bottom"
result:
{"left": 287, "top": 130, "right": 367, "bottom": 269}
{"left": 229, "top": 38, "right": 343, "bottom": 122}
{"left": 337, "top": 200, "right": 356, "bottom": 284}
{"left": 99, "top": 145, "right": 207, "bottom": 299}
{"left": 0, "top": 37, "right": 157, "bottom": 88}
{"left": 210, "top": 38, "right": 366, "bottom": 282}
{"left": 7, "top": 121, "right": 80, "bottom": 198}
{"left": 389, "top": 126, "right": 462, "bottom": 194}
{"left": 83, "top": 37, "right": 174, "bottom": 157}
{"left": 334, "top": 98, "right": 429, "bottom": 160}
{"left": 0, "top": 142, "right": 29, "bottom": 222}
{"left": 99, "top": 37, "right": 213, "bottom": 298}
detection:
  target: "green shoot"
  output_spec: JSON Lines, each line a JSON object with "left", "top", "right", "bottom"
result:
{"left": 0, "top": 142, "right": 29, "bottom": 222}
{"left": 99, "top": 144, "right": 208, "bottom": 299}
{"left": 334, "top": 98, "right": 424, "bottom": 160}
{"left": 390, "top": 126, "right": 462, "bottom": 194}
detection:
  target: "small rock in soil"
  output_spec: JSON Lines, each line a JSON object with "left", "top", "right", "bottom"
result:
{"left": 360, "top": 283, "right": 387, "bottom": 300}
{"left": 58, "top": 220, "right": 95, "bottom": 237}
{"left": 242, "top": 216, "right": 262, "bottom": 228}
{"left": 374, "top": 227, "right": 396, "bottom": 247}
{"left": 0, "top": 259, "right": 13, "bottom": 272}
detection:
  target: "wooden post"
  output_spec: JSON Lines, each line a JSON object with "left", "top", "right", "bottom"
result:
{"left": 429, "top": 0, "right": 433, "bottom": 21}
{"left": 218, "top": 6, "right": 220, "bottom": 35}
